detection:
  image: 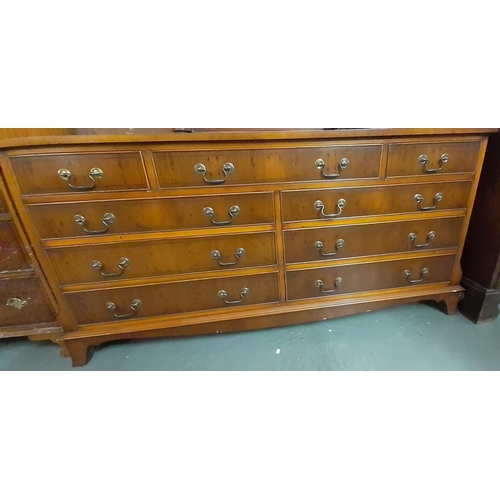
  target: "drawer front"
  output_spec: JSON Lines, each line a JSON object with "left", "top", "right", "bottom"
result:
{"left": 286, "top": 255, "right": 456, "bottom": 301}
{"left": 284, "top": 217, "right": 465, "bottom": 264}
{"left": 0, "top": 221, "right": 31, "bottom": 273}
{"left": 65, "top": 272, "right": 280, "bottom": 325}
{"left": 282, "top": 181, "right": 472, "bottom": 222}
{"left": 387, "top": 141, "right": 480, "bottom": 177}
{"left": 9, "top": 152, "right": 149, "bottom": 195}
{"left": 48, "top": 232, "right": 277, "bottom": 285}
{"left": 0, "top": 277, "right": 55, "bottom": 327}
{"left": 28, "top": 192, "right": 275, "bottom": 240}
{"left": 151, "top": 144, "right": 382, "bottom": 188}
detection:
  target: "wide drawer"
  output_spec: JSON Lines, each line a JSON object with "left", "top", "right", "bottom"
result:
{"left": 286, "top": 254, "right": 456, "bottom": 301}
{"left": 27, "top": 192, "right": 275, "bottom": 240}
{"left": 9, "top": 151, "right": 149, "bottom": 195}
{"left": 0, "top": 276, "right": 55, "bottom": 327}
{"left": 47, "top": 231, "right": 277, "bottom": 285}
{"left": 151, "top": 144, "right": 382, "bottom": 188}
{"left": 0, "top": 221, "right": 31, "bottom": 273}
{"left": 387, "top": 141, "right": 480, "bottom": 177}
{"left": 281, "top": 181, "right": 472, "bottom": 223}
{"left": 64, "top": 272, "right": 280, "bottom": 325}
{"left": 284, "top": 217, "right": 465, "bottom": 264}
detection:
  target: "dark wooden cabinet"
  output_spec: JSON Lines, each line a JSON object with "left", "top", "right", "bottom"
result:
{"left": 460, "top": 131, "right": 500, "bottom": 322}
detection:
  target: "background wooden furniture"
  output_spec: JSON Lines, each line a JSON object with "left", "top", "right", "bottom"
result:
{"left": 0, "top": 128, "right": 495, "bottom": 365}
{"left": 460, "top": 130, "right": 500, "bottom": 322}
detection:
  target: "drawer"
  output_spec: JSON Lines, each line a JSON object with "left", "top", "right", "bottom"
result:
{"left": 47, "top": 231, "right": 277, "bottom": 285}
{"left": 286, "top": 254, "right": 456, "bottom": 301}
{"left": 27, "top": 192, "right": 275, "bottom": 240}
{"left": 151, "top": 144, "right": 382, "bottom": 188}
{"left": 64, "top": 272, "right": 280, "bottom": 325}
{"left": 281, "top": 181, "right": 472, "bottom": 223}
{"left": 387, "top": 141, "right": 480, "bottom": 177}
{"left": 284, "top": 217, "right": 465, "bottom": 264}
{"left": 0, "top": 221, "right": 31, "bottom": 273}
{"left": 0, "top": 277, "right": 56, "bottom": 327}
{"left": 9, "top": 151, "right": 149, "bottom": 195}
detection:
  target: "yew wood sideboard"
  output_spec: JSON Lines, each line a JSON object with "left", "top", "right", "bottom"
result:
{"left": 0, "top": 128, "right": 496, "bottom": 366}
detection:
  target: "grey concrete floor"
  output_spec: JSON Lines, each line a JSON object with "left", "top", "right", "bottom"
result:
{"left": 1, "top": 302, "right": 500, "bottom": 370}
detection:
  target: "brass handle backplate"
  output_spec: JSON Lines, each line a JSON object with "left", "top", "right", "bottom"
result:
{"left": 419, "top": 153, "right": 449, "bottom": 173}
{"left": 314, "top": 199, "right": 346, "bottom": 218}
{"left": 414, "top": 193, "right": 443, "bottom": 211}
{"left": 211, "top": 248, "right": 245, "bottom": 267}
{"left": 58, "top": 167, "right": 104, "bottom": 191}
{"left": 315, "top": 158, "right": 350, "bottom": 179}
{"left": 74, "top": 213, "right": 116, "bottom": 234}
{"left": 195, "top": 162, "right": 235, "bottom": 184}
{"left": 218, "top": 287, "right": 249, "bottom": 305}
{"left": 404, "top": 268, "right": 429, "bottom": 284}
{"left": 92, "top": 257, "right": 130, "bottom": 277}
{"left": 315, "top": 239, "right": 345, "bottom": 257}
{"left": 6, "top": 297, "right": 28, "bottom": 310}
{"left": 315, "top": 277, "right": 343, "bottom": 294}
{"left": 204, "top": 205, "right": 240, "bottom": 225}
{"left": 409, "top": 231, "right": 436, "bottom": 248}
{"left": 106, "top": 299, "right": 142, "bottom": 319}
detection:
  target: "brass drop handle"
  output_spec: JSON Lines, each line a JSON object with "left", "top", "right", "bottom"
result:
{"left": 414, "top": 193, "right": 443, "bottom": 211}
{"left": 315, "top": 239, "right": 345, "bottom": 257}
{"left": 204, "top": 205, "right": 240, "bottom": 225}
{"left": 58, "top": 167, "right": 104, "bottom": 191}
{"left": 92, "top": 257, "right": 130, "bottom": 277}
{"left": 404, "top": 268, "right": 429, "bottom": 284}
{"left": 314, "top": 199, "right": 346, "bottom": 218}
{"left": 409, "top": 231, "right": 436, "bottom": 248}
{"left": 315, "top": 158, "right": 350, "bottom": 179}
{"left": 315, "top": 277, "right": 343, "bottom": 294}
{"left": 195, "top": 162, "right": 235, "bottom": 184}
{"left": 6, "top": 297, "right": 28, "bottom": 309}
{"left": 106, "top": 299, "right": 142, "bottom": 319}
{"left": 211, "top": 248, "right": 245, "bottom": 267}
{"left": 74, "top": 213, "right": 116, "bottom": 234}
{"left": 218, "top": 287, "right": 249, "bottom": 305}
{"left": 419, "top": 153, "right": 449, "bottom": 173}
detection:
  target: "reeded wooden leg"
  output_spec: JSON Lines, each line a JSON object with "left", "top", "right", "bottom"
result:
{"left": 66, "top": 341, "right": 95, "bottom": 367}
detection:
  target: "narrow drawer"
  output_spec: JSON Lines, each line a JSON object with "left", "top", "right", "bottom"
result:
{"left": 286, "top": 254, "right": 456, "bottom": 301}
{"left": 284, "top": 217, "right": 465, "bottom": 264}
{"left": 281, "top": 181, "right": 472, "bottom": 223}
{"left": 151, "top": 144, "right": 382, "bottom": 188}
{"left": 47, "top": 231, "right": 277, "bottom": 285}
{"left": 0, "top": 221, "right": 31, "bottom": 273}
{"left": 0, "top": 277, "right": 56, "bottom": 327}
{"left": 27, "top": 192, "right": 275, "bottom": 240}
{"left": 9, "top": 151, "right": 149, "bottom": 195}
{"left": 64, "top": 272, "right": 280, "bottom": 325}
{"left": 387, "top": 141, "right": 480, "bottom": 177}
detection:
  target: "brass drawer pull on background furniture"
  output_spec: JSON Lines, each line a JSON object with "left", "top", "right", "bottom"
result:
{"left": 218, "top": 287, "right": 250, "bottom": 305}
{"left": 315, "top": 277, "right": 343, "bottom": 294}
{"left": 106, "top": 299, "right": 142, "bottom": 319}
{"left": 195, "top": 162, "right": 235, "bottom": 184}
{"left": 419, "top": 153, "right": 449, "bottom": 173}
{"left": 315, "top": 158, "right": 350, "bottom": 179}
{"left": 314, "top": 199, "right": 346, "bottom": 218}
{"left": 315, "top": 239, "right": 345, "bottom": 257}
{"left": 74, "top": 213, "right": 116, "bottom": 234}
{"left": 204, "top": 205, "right": 240, "bottom": 225}
{"left": 92, "top": 257, "right": 130, "bottom": 277}
{"left": 58, "top": 167, "right": 104, "bottom": 191}
{"left": 409, "top": 231, "right": 436, "bottom": 248}
{"left": 414, "top": 193, "right": 443, "bottom": 211}
{"left": 211, "top": 247, "right": 245, "bottom": 266}
{"left": 6, "top": 297, "right": 28, "bottom": 309}
{"left": 404, "top": 268, "right": 429, "bottom": 283}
